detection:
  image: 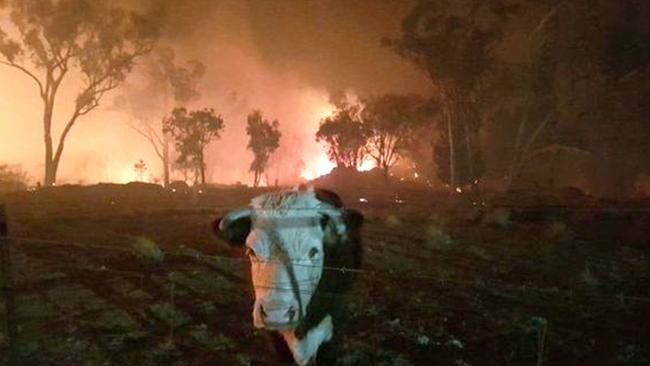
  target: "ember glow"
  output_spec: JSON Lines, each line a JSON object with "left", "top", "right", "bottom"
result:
{"left": 300, "top": 156, "right": 336, "bottom": 181}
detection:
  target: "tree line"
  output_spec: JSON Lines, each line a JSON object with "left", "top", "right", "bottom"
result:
{"left": 318, "top": 0, "right": 649, "bottom": 197}
{"left": 1, "top": 0, "right": 647, "bottom": 196}
{"left": 0, "top": 0, "right": 281, "bottom": 188}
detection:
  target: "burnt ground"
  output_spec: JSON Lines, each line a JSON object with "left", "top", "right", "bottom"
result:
{"left": 0, "top": 184, "right": 649, "bottom": 365}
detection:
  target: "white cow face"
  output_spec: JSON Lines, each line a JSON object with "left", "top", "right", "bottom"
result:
{"left": 246, "top": 215, "right": 326, "bottom": 330}
{"left": 214, "top": 188, "right": 347, "bottom": 331}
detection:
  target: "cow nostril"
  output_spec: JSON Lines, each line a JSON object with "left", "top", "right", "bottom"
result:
{"left": 259, "top": 305, "right": 267, "bottom": 319}
{"left": 286, "top": 306, "right": 296, "bottom": 321}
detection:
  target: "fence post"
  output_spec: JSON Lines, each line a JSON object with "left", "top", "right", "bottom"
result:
{"left": 0, "top": 204, "right": 17, "bottom": 365}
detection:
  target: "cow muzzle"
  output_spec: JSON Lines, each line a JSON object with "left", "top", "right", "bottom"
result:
{"left": 253, "top": 299, "right": 300, "bottom": 330}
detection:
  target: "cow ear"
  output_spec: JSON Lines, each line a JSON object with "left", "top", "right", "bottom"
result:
{"left": 315, "top": 188, "right": 343, "bottom": 208}
{"left": 321, "top": 209, "right": 363, "bottom": 246}
{"left": 212, "top": 208, "right": 252, "bottom": 246}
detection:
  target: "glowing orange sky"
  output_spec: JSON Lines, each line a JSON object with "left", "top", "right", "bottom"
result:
{"left": 0, "top": 1, "right": 431, "bottom": 186}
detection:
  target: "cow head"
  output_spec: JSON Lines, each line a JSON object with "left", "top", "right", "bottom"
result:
{"left": 213, "top": 186, "right": 360, "bottom": 332}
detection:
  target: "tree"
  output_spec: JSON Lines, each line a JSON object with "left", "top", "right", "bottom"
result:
{"left": 389, "top": 0, "right": 515, "bottom": 188}
{"left": 118, "top": 47, "right": 205, "bottom": 187}
{"left": 246, "top": 110, "right": 281, "bottom": 187}
{"left": 163, "top": 107, "right": 224, "bottom": 185}
{"left": 316, "top": 103, "right": 367, "bottom": 169}
{"left": 0, "top": 0, "right": 158, "bottom": 186}
{"left": 133, "top": 159, "right": 147, "bottom": 182}
{"left": 361, "top": 94, "right": 428, "bottom": 178}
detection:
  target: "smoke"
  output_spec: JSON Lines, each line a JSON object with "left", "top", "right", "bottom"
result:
{"left": 0, "top": 0, "right": 431, "bottom": 185}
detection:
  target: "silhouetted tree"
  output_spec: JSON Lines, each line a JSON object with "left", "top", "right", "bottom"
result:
{"left": 361, "top": 94, "right": 429, "bottom": 178}
{"left": 246, "top": 110, "right": 281, "bottom": 187}
{"left": 316, "top": 103, "right": 367, "bottom": 169}
{"left": 389, "top": 0, "right": 514, "bottom": 188}
{"left": 163, "top": 107, "right": 224, "bottom": 185}
{"left": 0, "top": 0, "right": 158, "bottom": 186}
{"left": 133, "top": 159, "right": 147, "bottom": 182}
{"left": 119, "top": 47, "right": 205, "bottom": 187}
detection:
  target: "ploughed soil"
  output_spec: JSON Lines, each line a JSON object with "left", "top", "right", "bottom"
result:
{"left": 0, "top": 182, "right": 648, "bottom": 365}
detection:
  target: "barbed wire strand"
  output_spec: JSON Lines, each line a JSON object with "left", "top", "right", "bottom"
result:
{"left": 5, "top": 234, "right": 650, "bottom": 306}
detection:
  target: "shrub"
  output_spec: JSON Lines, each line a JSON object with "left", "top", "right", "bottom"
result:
{"left": 0, "top": 164, "right": 29, "bottom": 194}
{"left": 546, "top": 221, "right": 574, "bottom": 242}
{"left": 425, "top": 225, "right": 456, "bottom": 251}
{"left": 482, "top": 207, "right": 512, "bottom": 228}
{"left": 385, "top": 214, "right": 402, "bottom": 228}
{"left": 131, "top": 237, "right": 165, "bottom": 264}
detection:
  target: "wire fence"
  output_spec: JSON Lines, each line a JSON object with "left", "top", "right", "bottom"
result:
{"left": 4, "top": 233, "right": 649, "bottom": 305}
{"left": 1, "top": 202, "right": 649, "bottom": 365}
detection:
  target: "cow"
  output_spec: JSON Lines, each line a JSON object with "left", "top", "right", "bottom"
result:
{"left": 212, "top": 186, "right": 363, "bottom": 365}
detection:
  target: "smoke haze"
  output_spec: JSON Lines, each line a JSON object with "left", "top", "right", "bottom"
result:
{"left": 0, "top": 0, "right": 431, "bottom": 185}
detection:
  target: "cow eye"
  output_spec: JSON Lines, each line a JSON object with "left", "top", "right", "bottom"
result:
{"left": 308, "top": 247, "right": 319, "bottom": 259}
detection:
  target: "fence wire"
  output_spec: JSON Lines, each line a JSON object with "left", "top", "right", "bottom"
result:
{"left": 1, "top": 203, "right": 649, "bottom": 366}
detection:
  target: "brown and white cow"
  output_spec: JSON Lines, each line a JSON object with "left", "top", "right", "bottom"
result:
{"left": 213, "top": 186, "right": 363, "bottom": 365}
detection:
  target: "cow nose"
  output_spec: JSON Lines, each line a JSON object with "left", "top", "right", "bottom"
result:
{"left": 259, "top": 304, "right": 268, "bottom": 320}
{"left": 258, "top": 303, "right": 297, "bottom": 324}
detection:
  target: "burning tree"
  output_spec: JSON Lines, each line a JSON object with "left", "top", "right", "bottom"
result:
{"left": 0, "top": 0, "right": 158, "bottom": 186}
{"left": 163, "top": 107, "right": 224, "bottom": 185}
{"left": 246, "top": 110, "right": 281, "bottom": 187}
{"left": 361, "top": 94, "right": 428, "bottom": 178}
{"left": 116, "top": 47, "right": 205, "bottom": 187}
{"left": 316, "top": 103, "right": 367, "bottom": 169}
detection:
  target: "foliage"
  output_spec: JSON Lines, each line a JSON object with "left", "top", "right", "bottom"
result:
{"left": 131, "top": 236, "right": 165, "bottom": 264}
{"left": 146, "top": 47, "right": 205, "bottom": 105}
{"left": 316, "top": 103, "right": 367, "bottom": 169}
{"left": 546, "top": 221, "right": 574, "bottom": 243}
{"left": 163, "top": 107, "right": 225, "bottom": 185}
{"left": 361, "top": 94, "right": 430, "bottom": 177}
{"left": 425, "top": 225, "right": 455, "bottom": 251}
{"left": 0, "top": 163, "right": 29, "bottom": 193}
{"left": 392, "top": 0, "right": 650, "bottom": 196}
{"left": 187, "top": 324, "right": 235, "bottom": 351}
{"left": 389, "top": 0, "right": 513, "bottom": 187}
{"left": 117, "top": 47, "right": 205, "bottom": 187}
{"left": 0, "top": 0, "right": 159, "bottom": 186}
{"left": 481, "top": 207, "right": 512, "bottom": 229}
{"left": 148, "top": 303, "right": 191, "bottom": 328}
{"left": 246, "top": 110, "right": 281, "bottom": 187}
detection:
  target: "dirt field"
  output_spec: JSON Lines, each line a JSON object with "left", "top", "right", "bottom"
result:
{"left": 1, "top": 184, "right": 648, "bottom": 365}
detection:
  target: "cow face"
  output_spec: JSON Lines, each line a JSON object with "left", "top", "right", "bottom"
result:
{"left": 213, "top": 188, "right": 351, "bottom": 331}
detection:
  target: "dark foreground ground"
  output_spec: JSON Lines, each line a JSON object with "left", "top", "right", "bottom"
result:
{"left": 0, "top": 183, "right": 649, "bottom": 365}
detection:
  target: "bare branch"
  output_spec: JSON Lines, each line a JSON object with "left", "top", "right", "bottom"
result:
{"left": 127, "top": 119, "right": 164, "bottom": 160}
{"left": 521, "top": 111, "right": 553, "bottom": 158}
{"left": 528, "top": 6, "right": 558, "bottom": 40}
{"left": 0, "top": 60, "right": 45, "bottom": 98}
{"left": 521, "top": 144, "right": 591, "bottom": 165}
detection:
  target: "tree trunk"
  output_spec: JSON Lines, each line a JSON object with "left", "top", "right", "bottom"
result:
{"left": 162, "top": 138, "right": 170, "bottom": 187}
{"left": 200, "top": 161, "right": 206, "bottom": 185}
{"left": 464, "top": 119, "right": 474, "bottom": 182}
{"left": 43, "top": 101, "right": 55, "bottom": 186}
{"left": 446, "top": 103, "right": 456, "bottom": 189}
{"left": 253, "top": 171, "right": 260, "bottom": 187}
